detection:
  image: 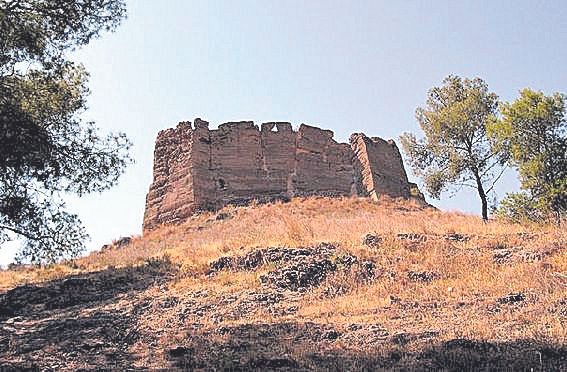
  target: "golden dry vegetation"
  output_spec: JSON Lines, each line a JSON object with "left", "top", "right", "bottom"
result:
{"left": 1, "top": 196, "right": 566, "bottom": 370}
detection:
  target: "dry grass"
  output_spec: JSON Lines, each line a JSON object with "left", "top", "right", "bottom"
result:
{"left": 1, "top": 195, "right": 566, "bottom": 365}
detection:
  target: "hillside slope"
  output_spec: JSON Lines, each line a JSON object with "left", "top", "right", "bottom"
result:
{"left": 1, "top": 197, "right": 566, "bottom": 370}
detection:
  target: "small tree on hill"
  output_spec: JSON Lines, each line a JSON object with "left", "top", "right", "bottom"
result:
{"left": 0, "top": 0, "right": 131, "bottom": 263}
{"left": 489, "top": 89, "right": 567, "bottom": 225}
{"left": 400, "top": 75, "right": 506, "bottom": 221}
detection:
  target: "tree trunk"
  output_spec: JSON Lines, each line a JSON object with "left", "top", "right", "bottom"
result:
{"left": 473, "top": 170, "right": 489, "bottom": 222}
{"left": 480, "top": 190, "right": 488, "bottom": 222}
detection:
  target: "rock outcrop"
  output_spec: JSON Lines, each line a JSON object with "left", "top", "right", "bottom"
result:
{"left": 143, "top": 119, "right": 419, "bottom": 231}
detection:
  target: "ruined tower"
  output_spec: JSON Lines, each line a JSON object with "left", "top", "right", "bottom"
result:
{"left": 143, "top": 119, "right": 418, "bottom": 231}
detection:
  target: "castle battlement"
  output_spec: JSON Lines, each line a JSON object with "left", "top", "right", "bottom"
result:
{"left": 143, "top": 119, "right": 417, "bottom": 231}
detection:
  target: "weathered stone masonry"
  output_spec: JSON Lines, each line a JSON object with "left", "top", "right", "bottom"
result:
{"left": 143, "top": 118, "right": 419, "bottom": 231}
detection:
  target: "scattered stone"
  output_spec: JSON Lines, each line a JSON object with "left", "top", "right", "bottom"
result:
{"left": 493, "top": 247, "right": 555, "bottom": 265}
{"left": 259, "top": 257, "right": 337, "bottom": 291}
{"left": 493, "top": 249, "right": 512, "bottom": 264}
{"left": 347, "top": 323, "right": 363, "bottom": 331}
{"left": 444, "top": 233, "right": 470, "bottom": 242}
{"left": 407, "top": 271, "right": 440, "bottom": 282}
{"left": 208, "top": 243, "right": 378, "bottom": 292}
{"left": 362, "top": 233, "right": 383, "bottom": 248}
{"left": 391, "top": 333, "right": 411, "bottom": 345}
{"left": 209, "top": 246, "right": 328, "bottom": 274}
{"left": 167, "top": 345, "right": 192, "bottom": 358}
{"left": 323, "top": 329, "right": 341, "bottom": 340}
{"left": 100, "top": 244, "right": 112, "bottom": 252}
{"left": 286, "top": 306, "right": 299, "bottom": 313}
{"left": 209, "top": 256, "right": 235, "bottom": 272}
{"left": 336, "top": 253, "right": 358, "bottom": 267}
{"left": 114, "top": 236, "right": 132, "bottom": 248}
{"left": 159, "top": 296, "right": 180, "bottom": 309}
{"left": 516, "top": 232, "right": 537, "bottom": 240}
{"left": 323, "top": 284, "right": 349, "bottom": 298}
{"left": 452, "top": 301, "right": 466, "bottom": 310}
{"left": 497, "top": 293, "right": 526, "bottom": 305}
{"left": 100, "top": 237, "right": 132, "bottom": 252}
{"left": 79, "top": 340, "right": 106, "bottom": 351}
{"left": 396, "top": 233, "right": 426, "bottom": 242}
{"left": 251, "top": 291, "right": 284, "bottom": 306}
{"left": 215, "top": 212, "right": 231, "bottom": 221}
{"left": 359, "top": 261, "right": 377, "bottom": 280}
{"left": 387, "top": 271, "right": 397, "bottom": 280}
{"left": 518, "top": 250, "right": 546, "bottom": 263}
{"left": 389, "top": 295, "right": 401, "bottom": 305}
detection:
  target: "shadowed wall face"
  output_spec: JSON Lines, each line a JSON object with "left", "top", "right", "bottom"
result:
{"left": 143, "top": 119, "right": 414, "bottom": 231}
{"left": 143, "top": 122, "right": 195, "bottom": 230}
{"left": 350, "top": 134, "right": 411, "bottom": 200}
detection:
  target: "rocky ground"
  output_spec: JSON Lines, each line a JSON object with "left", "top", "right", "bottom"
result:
{"left": 0, "top": 198, "right": 566, "bottom": 370}
{"left": 1, "top": 241, "right": 566, "bottom": 370}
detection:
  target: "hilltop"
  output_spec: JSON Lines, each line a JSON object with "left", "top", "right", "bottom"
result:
{"left": 143, "top": 119, "right": 422, "bottom": 231}
{"left": 0, "top": 197, "right": 566, "bottom": 370}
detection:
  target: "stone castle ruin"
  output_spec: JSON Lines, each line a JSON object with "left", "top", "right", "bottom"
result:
{"left": 143, "top": 118, "right": 421, "bottom": 231}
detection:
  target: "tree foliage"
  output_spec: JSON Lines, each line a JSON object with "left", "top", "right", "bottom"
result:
{"left": 489, "top": 89, "right": 567, "bottom": 225}
{"left": 494, "top": 192, "right": 546, "bottom": 224}
{"left": 0, "top": 0, "right": 130, "bottom": 263}
{"left": 400, "top": 75, "right": 506, "bottom": 221}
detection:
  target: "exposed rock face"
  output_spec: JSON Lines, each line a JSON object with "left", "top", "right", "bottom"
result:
{"left": 143, "top": 119, "right": 419, "bottom": 231}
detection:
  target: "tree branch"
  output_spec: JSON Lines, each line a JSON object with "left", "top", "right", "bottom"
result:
{"left": 485, "top": 165, "right": 508, "bottom": 194}
{"left": 0, "top": 224, "right": 45, "bottom": 241}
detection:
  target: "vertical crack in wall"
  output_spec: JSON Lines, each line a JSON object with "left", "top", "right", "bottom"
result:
{"left": 350, "top": 134, "right": 375, "bottom": 199}
{"left": 287, "top": 128, "right": 299, "bottom": 197}
{"left": 260, "top": 130, "right": 269, "bottom": 175}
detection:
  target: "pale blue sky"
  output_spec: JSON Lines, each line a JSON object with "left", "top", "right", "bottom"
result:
{"left": 2, "top": 0, "right": 566, "bottom": 265}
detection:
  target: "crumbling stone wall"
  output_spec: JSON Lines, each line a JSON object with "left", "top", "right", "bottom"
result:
{"left": 143, "top": 121, "right": 195, "bottom": 229}
{"left": 350, "top": 134, "right": 410, "bottom": 200}
{"left": 143, "top": 118, "right": 416, "bottom": 231}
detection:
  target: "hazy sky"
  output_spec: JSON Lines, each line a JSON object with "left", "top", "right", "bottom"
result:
{"left": 2, "top": 0, "right": 566, "bottom": 265}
